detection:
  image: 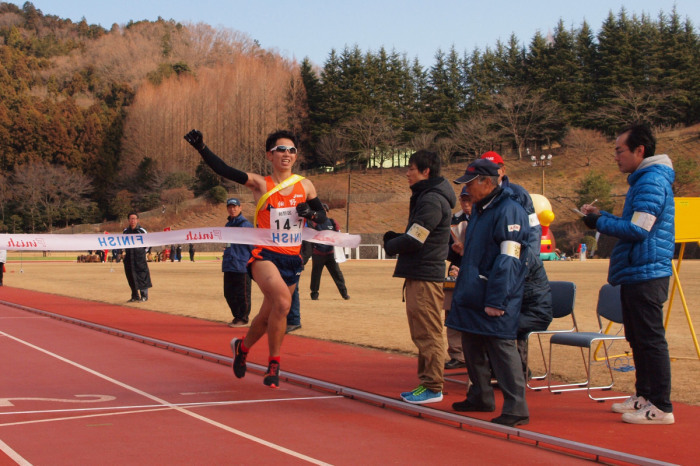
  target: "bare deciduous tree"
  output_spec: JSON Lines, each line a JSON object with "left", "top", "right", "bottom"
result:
{"left": 563, "top": 128, "right": 609, "bottom": 167}
{"left": 316, "top": 129, "right": 350, "bottom": 168}
{"left": 341, "top": 110, "right": 397, "bottom": 170}
{"left": 450, "top": 113, "right": 500, "bottom": 158}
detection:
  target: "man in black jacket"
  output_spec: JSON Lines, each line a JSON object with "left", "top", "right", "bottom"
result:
{"left": 309, "top": 205, "right": 349, "bottom": 300}
{"left": 122, "top": 212, "right": 152, "bottom": 302}
{"left": 384, "top": 150, "right": 456, "bottom": 404}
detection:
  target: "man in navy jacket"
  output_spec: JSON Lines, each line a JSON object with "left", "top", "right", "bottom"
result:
{"left": 447, "top": 159, "right": 530, "bottom": 427}
{"left": 222, "top": 198, "right": 253, "bottom": 327}
{"left": 581, "top": 124, "right": 675, "bottom": 425}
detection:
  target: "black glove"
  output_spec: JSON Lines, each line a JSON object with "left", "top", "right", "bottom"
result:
{"left": 296, "top": 203, "right": 315, "bottom": 220}
{"left": 383, "top": 231, "right": 400, "bottom": 244}
{"left": 184, "top": 129, "right": 205, "bottom": 151}
{"left": 583, "top": 213, "right": 601, "bottom": 229}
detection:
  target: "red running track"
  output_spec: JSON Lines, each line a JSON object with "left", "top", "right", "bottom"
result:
{"left": 1, "top": 287, "right": 697, "bottom": 464}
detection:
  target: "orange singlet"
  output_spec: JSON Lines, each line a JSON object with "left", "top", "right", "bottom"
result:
{"left": 253, "top": 176, "right": 307, "bottom": 256}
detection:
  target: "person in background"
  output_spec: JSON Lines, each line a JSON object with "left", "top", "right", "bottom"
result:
{"left": 189, "top": 243, "right": 195, "bottom": 262}
{"left": 447, "top": 159, "right": 530, "bottom": 427}
{"left": 581, "top": 124, "right": 675, "bottom": 425}
{"left": 176, "top": 244, "right": 183, "bottom": 262}
{"left": 309, "top": 204, "right": 350, "bottom": 301}
{"left": 444, "top": 185, "right": 472, "bottom": 370}
{"left": 0, "top": 248, "right": 6, "bottom": 286}
{"left": 185, "top": 128, "right": 327, "bottom": 389}
{"left": 383, "top": 150, "right": 456, "bottom": 405}
{"left": 287, "top": 241, "right": 312, "bottom": 333}
{"left": 122, "top": 212, "right": 152, "bottom": 302}
{"left": 222, "top": 198, "right": 253, "bottom": 327}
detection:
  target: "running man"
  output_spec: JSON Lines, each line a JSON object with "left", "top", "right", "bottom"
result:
{"left": 184, "top": 129, "right": 327, "bottom": 388}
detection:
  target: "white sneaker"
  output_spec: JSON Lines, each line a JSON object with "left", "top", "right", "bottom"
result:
{"left": 611, "top": 395, "right": 648, "bottom": 413}
{"left": 621, "top": 403, "right": 675, "bottom": 425}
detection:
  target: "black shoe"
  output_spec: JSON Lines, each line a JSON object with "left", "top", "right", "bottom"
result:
{"left": 491, "top": 414, "right": 529, "bottom": 427}
{"left": 128, "top": 297, "right": 140, "bottom": 302}
{"left": 452, "top": 399, "right": 495, "bottom": 412}
{"left": 342, "top": 294, "right": 350, "bottom": 300}
{"left": 140, "top": 296, "right": 148, "bottom": 302}
{"left": 230, "top": 338, "right": 247, "bottom": 378}
{"left": 263, "top": 361, "right": 280, "bottom": 388}
{"left": 310, "top": 292, "right": 319, "bottom": 300}
{"left": 286, "top": 324, "right": 301, "bottom": 333}
{"left": 444, "top": 358, "right": 466, "bottom": 370}
{"left": 228, "top": 318, "right": 248, "bottom": 327}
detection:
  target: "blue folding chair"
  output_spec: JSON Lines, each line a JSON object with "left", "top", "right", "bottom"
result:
{"left": 547, "top": 284, "right": 630, "bottom": 401}
{"left": 526, "top": 281, "right": 579, "bottom": 390}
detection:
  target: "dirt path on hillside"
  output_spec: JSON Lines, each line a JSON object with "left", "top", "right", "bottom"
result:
{"left": 4, "top": 258, "right": 699, "bottom": 406}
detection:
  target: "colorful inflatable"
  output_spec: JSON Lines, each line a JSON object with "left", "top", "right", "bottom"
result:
{"left": 530, "top": 193, "right": 558, "bottom": 261}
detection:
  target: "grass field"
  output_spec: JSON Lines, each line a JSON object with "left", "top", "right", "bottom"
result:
{"left": 3, "top": 256, "right": 698, "bottom": 406}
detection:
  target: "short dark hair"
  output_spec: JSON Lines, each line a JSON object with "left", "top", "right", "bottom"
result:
{"left": 619, "top": 124, "right": 656, "bottom": 159}
{"left": 409, "top": 150, "right": 441, "bottom": 178}
{"left": 127, "top": 212, "right": 139, "bottom": 219}
{"left": 265, "top": 130, "right": 299, "bottom": 152}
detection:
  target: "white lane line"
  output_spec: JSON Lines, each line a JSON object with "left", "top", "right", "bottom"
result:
{"left": 0, "top": 437, "right": 32, "bottom": 466}
{"left": 0, "top": 330, "right": 333, "bottom": 466}
{"left": 1, "top": 395, "right": 342, "bottom": 417}
{"left": 0, "top": 395, "right": 116, "bottom": 407}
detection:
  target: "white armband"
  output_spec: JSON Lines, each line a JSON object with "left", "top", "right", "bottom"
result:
{"left": 631, "top": 211, "right": 656, "bottom": 232}
{"left": 406, "top": 223, "right": 430, "bottom": 243}
{"left": 500, "top": 240, "right": 521, "bottom": 258}
{"left": 528, "top": 212, "right": 540, "bottom": 227}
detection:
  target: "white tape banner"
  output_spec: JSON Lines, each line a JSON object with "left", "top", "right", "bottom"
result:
{"left": 0, "top": 227, "right": 361, "bottom": 251}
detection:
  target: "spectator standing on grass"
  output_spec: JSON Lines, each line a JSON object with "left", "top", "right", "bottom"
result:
{"left": 185, "top": 128, "right": 328, "bottom": 389}
{"left": 383, "top": 150, "right": 456, "bottom": 405}
{"left": 0, "top": 249, "right": 6, "bottom": 286}
{"left": 222, "top": 198, "right": 253, "bottom": 327}
{"left": 122, "top": 212, "right": 152, "bottom": 302}
{"left": 189, "top": 243, "right": 195, "bottom": 262}
{"left": 480, "top": 151, "right": 552, "bottom": 378}
{"left": 581, "top": 124, "right": 675, "bottom": 425}
{"left": 447, "top": 159, "right": 530, "bottom": 427}
{"left": 176, "top": 245, "right": 183, "bottom": 262}
{"left": 309, "top": 204, "right": 350, "bottom": 301}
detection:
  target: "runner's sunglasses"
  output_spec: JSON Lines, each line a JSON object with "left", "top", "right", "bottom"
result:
{"left": 269, "top": 145, "right": 298, "bottom": 154}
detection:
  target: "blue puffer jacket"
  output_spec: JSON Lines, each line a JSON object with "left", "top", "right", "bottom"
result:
{"left": 596, "top": 154, "right": 675, "bottom": 286}
{"left": 446, "top": 187, "right": 530, "bottom": 339}
{"left": 222, "top": 214, "right": 253, "bottom": 273}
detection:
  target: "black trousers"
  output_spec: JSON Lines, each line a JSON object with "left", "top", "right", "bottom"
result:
{"left": 224, "top": 272, "right": 251, "bottom": 320}
{"left": 310, "top": 253, "right": 347, "bottom": 297}
{"left": 620, "top": 277, "right": 672, "bottom": 412}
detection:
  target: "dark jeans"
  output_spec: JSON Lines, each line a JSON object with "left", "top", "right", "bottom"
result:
{"left": 310, "top": 253, "right": 347, "bottom": 297}
{"left": 620, "top": 277, "right": 672, "bottom": 412}
{"left": 223, "top": 272, "right": 251, "bottom": 321}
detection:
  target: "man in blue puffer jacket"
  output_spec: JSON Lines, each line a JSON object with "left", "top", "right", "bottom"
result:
{"left": 581, "top": 124, "right": 675, "bottom": 425}
{"left": 222, "top": 198, "right": 254, "bottom": 327}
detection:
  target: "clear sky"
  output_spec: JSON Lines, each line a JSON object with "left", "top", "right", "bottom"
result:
{"left": 8, "top": 0, "right": 700, "bottom": 66}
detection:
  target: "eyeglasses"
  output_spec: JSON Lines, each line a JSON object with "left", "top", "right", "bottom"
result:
{"left": 270, "top": 145, "right": 298, "bottom": 155}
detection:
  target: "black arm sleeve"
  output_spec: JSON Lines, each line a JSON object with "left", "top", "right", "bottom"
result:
{"left": 307, "top": 197, "right": 327, "bottom": 223}
{"left": 198, "top": 146, "right": 249, "bottom": 185}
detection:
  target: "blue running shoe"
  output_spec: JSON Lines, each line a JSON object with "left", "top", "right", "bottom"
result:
{"left": 400, "top": 385, "right": 423, "bottom": 398}
{"left": 402, "top": 386, "right": 443, "bottom": 404}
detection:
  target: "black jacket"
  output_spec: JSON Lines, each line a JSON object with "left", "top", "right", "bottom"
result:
{"left": 385, "top": 177, "right": 456, "bottom": 281}
{"left": 122, "top": 225, "right": 152, "bottom": 289}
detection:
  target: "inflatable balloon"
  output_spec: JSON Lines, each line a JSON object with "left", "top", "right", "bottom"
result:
{"left": 530, "top": 193, "right": 558, "bottom": 260}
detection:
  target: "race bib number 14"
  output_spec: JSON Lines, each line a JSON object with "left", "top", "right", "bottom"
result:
{"left": 270, "top": 207, "right": 304, "bottom": 245}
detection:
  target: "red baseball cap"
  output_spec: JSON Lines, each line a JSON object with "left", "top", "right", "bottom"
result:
{"left": 480, "top": 151, "right": 504, "bottom": 165}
